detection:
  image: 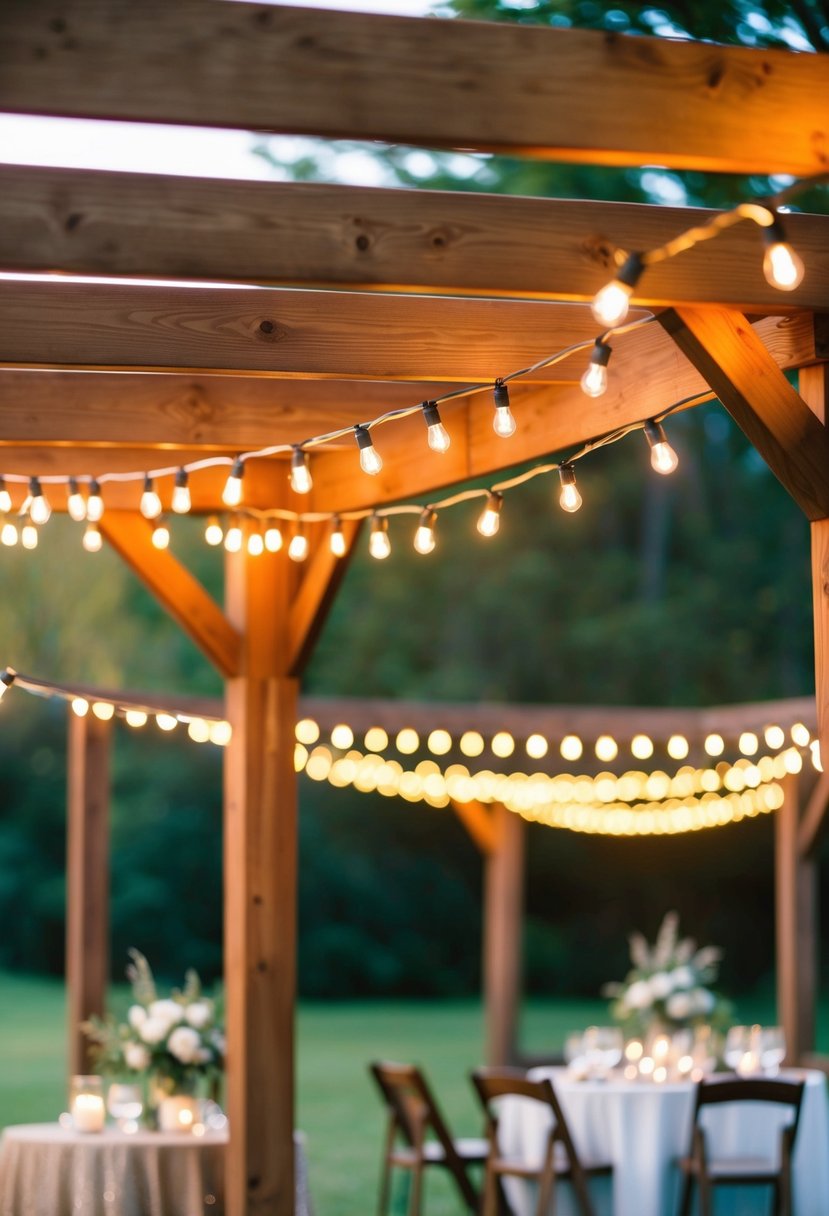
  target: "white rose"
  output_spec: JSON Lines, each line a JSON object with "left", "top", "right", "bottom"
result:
{"left": 140, "top": 1016, "right": 172, "bottom": 1044}
{"left": 691, "top": 988, "right": 715, "bottom": 1014}
{"left": 185, "top": 1001, "right": 212, "bottom": 1030}
{"left": 671, "top": 966, "right": 695, "bottom": 990}
{"left": 624, "top": 980, "right": 653, "bottom": 1010}
{"left": 648, "top": 971, "right": 672, "bottom": 999}
{"left": 167, "top": 1026, "right": 202, "bottom": 1064}
{"left": 124, "top": 1042, "right": 151, "bottom": 1071}
{"left": 666, "top": 991, "right": 693, "bottom": 1019}
{"left": 148, "top": 999, "right": 184, "bottom": 1029}
{"left": 127, "top": 1005, "right": 147, "bottom": 1030}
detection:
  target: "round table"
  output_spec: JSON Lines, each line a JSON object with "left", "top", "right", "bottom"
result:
{"left": 0, "top": 1124, "right": 313, "bottom": 1216}
{"left": 497, "top": 1067, "right": 829, "bottom": 1216}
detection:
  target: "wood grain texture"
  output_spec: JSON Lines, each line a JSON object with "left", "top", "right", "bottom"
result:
{"left": 66, "top": 710, "right": 111, "bottom": 1077}
{"left": 99, "top": 511, "right": 242, "bottom": 676}
{"left": 3, "top": 166, "right": 829, "bottom": 311}
{"left": 1, "top": 2, "right": 828, "bottom": 174}
{"left": 775, "top": 773, "right": 817, "bottom": 1062}
{"left": 661, "top": 308, "right": 829, "bottom": 520}
{"left": 484, "top": 804, "right": 524, "bottom": 1066}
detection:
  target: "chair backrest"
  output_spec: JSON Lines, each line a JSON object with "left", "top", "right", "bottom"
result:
{"left": 690, "top": 1075, "right": 806, "bottom": 1151}
{"left": 471, "top": 1066, "right": 583, "bottom": 1170}
{"left": 370, "top": 1061, "right": 460, "bottom": 1155}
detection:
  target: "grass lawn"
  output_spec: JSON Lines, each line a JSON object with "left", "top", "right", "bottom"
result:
{"left": 1, "top": 971, "right": 825, "bottom": 1215}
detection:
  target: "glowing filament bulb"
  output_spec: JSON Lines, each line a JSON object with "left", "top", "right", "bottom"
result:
{"left": 171, "top": 468, "right": 191, "bottom": 514}
{"left": 421, "top": 401, "right": 450, "bottom": 453}
{"left": 369, "top": 515, "right": 391, "bottom": 560}
{"left": 288, "top": 525, "right": 309, "bottom": 562}
{"left": 82, "top": 522, "right": 102, "bottom": 552}
{"left": 224, "top": 520, "right": 243, "bottom": 553}
{"left": 152, "top": 519, "right": 170, "bottom": 550}
{"left": 21, "top": 522, "right": 38, "bottom": 550}
{"left": 0, "top": 479, "right": 10, "bottom": 514}
{"left": 330, "top": 516, "right": 347, "bottom": 557}
{"left": 414, "top": 508, "right": 437, "bottom": 555}
{"left": 354, "top": 425, "right": 383, "bottom": 476}
{"left": 0, "top": 517, "right": 17, "bottom": 546}
{"left": 590, "top": 252, "right": 644, "bottom": 328}
{"left": 580, "top": 339, "right": 612, "bottom": 398}
{"left": 140, "top": 475, "right": 162, "bottom": 520}
{"left": 493, "top": 381, "right": 516, "bottom": 438}
{"left": 644, "top": 419, "right": 679, "bottom": 475}
{"left": 558, "top": 465, "right": 582, "bottom": 513}
{"left": 247, "top": 529, "right": 264, "bottom": 556}
{"left": 762, "top": 218, "right": 804, "bottom": 291}
{"left": 67, "top": 478, "right": 87, "bottom": 522}
{"left": 264, "top": 523, "right": 283, "bottom": 552}
{"left": 290, "top": 448, "right": 313, "bottom": 494}
{"left": 222, "top": 457, "right": 245, "bottom": 507}
{"left": 85, "top": 478, "right": 104, "bottom": 522}
{"left": 477, "top": 492, "right": 503, "bottom": 538}
{"left": 204, "top": 516, "right": 223, "bottom": 546}
{"left": 28, "top": 477, "right": 51, "bottom": 525}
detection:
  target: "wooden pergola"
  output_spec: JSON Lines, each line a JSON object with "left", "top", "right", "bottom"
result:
{"left": 2, "top": 4, "right": 829, "bottom": 1213}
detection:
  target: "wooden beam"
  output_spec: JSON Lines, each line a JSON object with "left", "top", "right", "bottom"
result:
{"left": 661, "top": 308, "right": 829, "bottom": 520}
{"left": 812, "top": 519, "right": 829, "bottom": 774}
{"left": 4, "top": 167, "right": 829, "bottom": 313}
{"left": 450, "top": 798, "right": 497, "bottom": 856}
{"left": 798, "top": 768, "right": 829, "bottom": 860}
{"left": 775, "top": 773, "right": 817, "bottom": 1063}
{"left": 1, "top": 4, "right": 828, "bottom": 175}
{"left": 66, "top": 708, "right": 111, "bottom": 1077}
{"left": 287, "top": 519, "right": 362, "bottom": 677}
{"left": 483, "top": 804, "right": 524, "bottom": 1066}
{"left": 99, "top": 511, "right": 242, "bottom": 677}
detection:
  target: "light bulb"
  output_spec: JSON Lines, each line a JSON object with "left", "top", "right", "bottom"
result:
{"left": 140, "top": 475, "right": 162, "bottom": 520}
{"left": 171, "top": 468, "right": 191, "bottom": 514}
{"left": 369, "top": 515, "right": 391, "bottom": 559}
{"left": 222, "top": 457, "right": 245, "bottom": 507}
{"left": 21, "top": 522, "right": 38, "bottom": 549}
{"left": 590, "top": 252, "right": 644, "bottom": 327}
{"left": 414, "top": 508, "right": 437, "bottom": 555}
{"left": 28, "top": 478, "right": 50, "bottom": 525}
{"left": 204, "top": 516, "right": 223, "bottom": 546}
{"left": 247, "top": 529, "right": 264, "bottom": 556}
{"left": 288, "top": 527, "right": 309, "bottom": 562}
{"left": 355, "top": 425, "right": 383, "bottom": 476}
{"left": 224, "top": 521, "right": 243, "bottom": 553}
{"left": 493, "top": 382, "right": 516, "bottom": 437}
{"left": 1, "top": 518, "right": 18, "bottom": 546}
{"left": 422, "top": 402, "right": 450, "bottom": 453}
{"left": 264, "top": 524, "right": 283, "bottom": 552}
{"left": 152, "top": 519, "right": 170, "bottom": 549}
{"left": 290, "top": 448, "right": 313, "bottom": 494}
{"left": 0, "top": 668, "right": 16, "bottom": 699}
{"left": 558, "top": 465, "right": 582, "bottom": 513}
{"left": 477, "top": 492, "right": 503, "bottom": 537}
{"left": 86, "top": 478, "right": 104, "bottom": 522}
{"left": 580, "top": 339, "right": 612, "bottom": 398}
{"left": 330, "top": 516, "right": 347, "bottom": 557}
{"left": 67, "top": 477, "right": 87, "bottom": 522}
{"left": 644, "top": 419, "right": 679, "bottom": 475}
{"left": 762, "top": 217, "right": 804, "bottom": 291}
{"left": 0, "top": 479, "right": 10, "bottom": 514}
{"left": 82, "top": 522, "right": 102, "bottom": 552}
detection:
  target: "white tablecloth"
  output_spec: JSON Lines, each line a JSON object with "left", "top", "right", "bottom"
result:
{"left": 0, "top": 1124, "right": 313, "bottom": 1216}
{"left": 497, "top": 1067, "right": 829, "bottom": 1216}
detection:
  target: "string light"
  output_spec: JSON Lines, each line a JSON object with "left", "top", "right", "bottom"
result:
{"left": 205, "top": 516, "right": 223, "bottom": 546}
{"left": 762, "top": 214, "right": 805, "bottom": 291}
{"left": 290, "top": 448, "right": 313, "bottom": 495}
{"left": 493, "top": 381, "right": 516, "bottom": 438}
{"left": 86, "top": 479, "right": 104, "bottom": 523}
{"left": 21, "top": 521, "right": 38, "bottom": 550}
{"left": 224, "top": 519, "right": 243, "bottom": 553}
{"left": 171, "top": 468, "right": 191, "bottom": 515}
{"left": 477, "top": 492, "right": 503, "bottom": 537}
{"left": 82, "top": 522, "right": 102, "bottom": 552}
{"left": 643, "top": 419, "right": 679, "bottom": 475}
{"left": 222, "top": 457, "right": 245, "bottom": 508}
{"left": 414, "top": 509, "right": 437, "bottom": 555}
{"left": 28, "top": 477, "right": 50, "bottom": 525}
{"left": 0, "top": 517, "right": 17, "bottom": 546}
{"left": 591, "top": 252, "right": 645, "bottom": 327}
{"left": 330, "top": 516, "right": 347, "bottom": 557}
{"left": 421, "top": 401, "right": 451, "bottom": 453}
{"left": 355, "top": 425, "right": 383, "bottom": 476}
{"left": 288, "top": 523, "right": 309, "bottom": 562}
{"left": 247, "top": 527, "right": 264, "bottom": 556}
{"left": 580, "top": 339, "right": 612, "bottom": 398}
{"left": 558, "top": 465, "right": 582, "bottom": 513}
{"left": 0, "top": 668, "right": 16, "bottom": 700}
{"left": 265, "top": 522, "right": 283, "bottom": 552}
{"left": 140, "top": 475, "right": 163, "bottom": 520}
{"left": 368, "top": 514, "right": 391, "bottom": 560}
{"left": 72, "top": 697, "right": 89, "bottom": 717}
{"left": 67, "top": 478, "right": 87, "bottom": 523}
{"left": 0, "top": 479, "right": 10, "bottom": 514}
{"left": 151, "top": 518, "right": 170, "bottom": 550}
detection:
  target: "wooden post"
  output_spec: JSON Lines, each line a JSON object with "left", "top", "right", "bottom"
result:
{"left": 66, "top": 708, "right": 111, "bottom": 1076}
{"left": 775, "top": 772, "right": 817, "bottom": 1062}
{"left": 224, "top": 544, "right": 298, "bottom": 1216}
{"left": 483, "top": 804, "right": 525, "bottom": 1066}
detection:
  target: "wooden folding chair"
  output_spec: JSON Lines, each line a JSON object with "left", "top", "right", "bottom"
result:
{"left": 471, "top": 1066, "right": 612, "bottom": 1216}
{"left": 369, "top": 1061, "right": 487, "bottom": 1216}
{"left": 677, "top": 1074, "right": 805, "bottom": 1216}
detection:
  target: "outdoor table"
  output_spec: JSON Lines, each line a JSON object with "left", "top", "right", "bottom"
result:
{"left": 497, "top": 1066, "right": 829, "bottom": 1216}
{"left": 0, "top": 1123, "right": 313, "bottom": 1216}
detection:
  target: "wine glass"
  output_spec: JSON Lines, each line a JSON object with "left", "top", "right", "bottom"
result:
{"left": 760, "top": 1026, "right": 786, "bottom": 1075}
{"left": 563, "top": 1031, "right": 586, "bottom": 1078}
{"left": 724, "top": 1026, "right": 749, "bottom": 1072}
{"left": 107, "top": 1082, "right": 143, "bottom": 1132}
{"left": 597, "top": 1027, "right": 623, "bottom": 1075}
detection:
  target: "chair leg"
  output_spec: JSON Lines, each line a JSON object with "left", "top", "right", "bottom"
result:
{"left": 697, "top": 1173, "right": 712, "bottom": 1216}
{"left": 408, "top": 1161, "right": 425, "bottom": 1216}
{"left": 482, "top": 1162, "right": 499, "bottom": 1216}
{"left": 677, "top": 1173, "right": 693, "bottom": 1216}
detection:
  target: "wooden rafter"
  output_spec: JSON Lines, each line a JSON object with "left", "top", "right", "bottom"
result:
{"left": 3, "top": 167, "right": 829, "bottom": 313}
{"left": 451, "top": 798, "right": 497, "bottom": 855}
{"left": 287, "top": 519, "right": 362, "bottom": 676}
{"left": 797, "top": 768, "right": 829, "bottom": 859}
{"left": 2, "top": 3, "right": 829, "bottom": 175}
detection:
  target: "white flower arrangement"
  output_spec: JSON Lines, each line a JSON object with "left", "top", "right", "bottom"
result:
{"left": 83, "top": 950, "right": 224, "bottom": 1091}
{"left": 602, "top": 911, "right": 729, "bottom": 1036}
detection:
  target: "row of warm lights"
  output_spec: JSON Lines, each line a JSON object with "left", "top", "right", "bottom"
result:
{"left": 66, "top": 695, "right": 232, "bottom": 745}
{"left": 294, "top": 716, "right": 813, "bottom": 763}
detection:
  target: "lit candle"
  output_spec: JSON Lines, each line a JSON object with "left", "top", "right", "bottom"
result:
{"left": 158, "top": 1095, "right": 201, "bottom": 1133}
{"left": 72, "top": 1092, "right": 105, "bottom": 1133}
